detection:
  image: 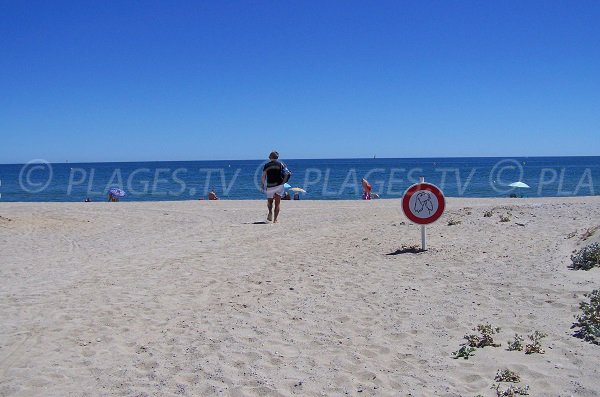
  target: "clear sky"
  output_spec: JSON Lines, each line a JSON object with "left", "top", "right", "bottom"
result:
{"left": 1, "top": 0, "right": 599, "bottom": 163}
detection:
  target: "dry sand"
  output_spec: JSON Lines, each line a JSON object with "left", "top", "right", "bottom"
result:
{"left": 1, "top": 197, "right": 600, "bottom": 396}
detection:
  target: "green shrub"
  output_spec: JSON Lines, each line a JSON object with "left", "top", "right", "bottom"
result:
{"left": 465, "top": 324, "right": 501, "bottom": 348}
{"left": 507, "top": 334, "right": 524, "bottom": 351}
{"left": 524, "top": 331, "right": 547, "bottom": 354}
{"left": 571, "top": 243, "right": 600, "bottom": 270}
{"left": 495, "top": 369, "right": 520, "bottom": 383}
{"left": 452, "top": 346, "right": 476, "bottom": 359}
{"left": 572, "top": 289, "right": 600, "bottom": 345}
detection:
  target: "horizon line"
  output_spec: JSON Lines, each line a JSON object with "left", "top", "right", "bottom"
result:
{"left": 1, "top": 154, "right": 600, "bottom": 166}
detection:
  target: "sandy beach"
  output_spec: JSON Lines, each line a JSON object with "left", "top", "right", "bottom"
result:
{"left": 1, "top": 197, "right": 599, "bottom": 396}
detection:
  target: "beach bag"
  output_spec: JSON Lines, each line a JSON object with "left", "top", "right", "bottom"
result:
{"left": 280, "top": 162, "right": 292, "bottom": 183}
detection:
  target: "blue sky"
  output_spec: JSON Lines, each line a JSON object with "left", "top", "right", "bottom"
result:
{"left": 1, "top": 0, "right": 599, "bottom": 163}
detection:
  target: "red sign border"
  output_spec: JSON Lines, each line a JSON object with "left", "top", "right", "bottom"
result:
{"left": 402, "top": 182, "right": 446, "bottom": 225}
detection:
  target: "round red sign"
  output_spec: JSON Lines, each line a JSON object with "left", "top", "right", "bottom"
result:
{"left": 401, "top": 182, "right": 445, "bottom": 225}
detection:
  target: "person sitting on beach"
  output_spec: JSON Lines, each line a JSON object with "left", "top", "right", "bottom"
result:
{"left": 107, "top": 193, "right": 119, "bottom": 202}
{"left": 282, "top": 191, "right": 291, "bottom": 200}
{"left": 362, "top": 178, "right": 372, "bottom": 200}
{"left": 208, "top": 190, "right": 219, "bottom": 200}
{"left": 293, "top": 192, "right": 300, "bottom": 200}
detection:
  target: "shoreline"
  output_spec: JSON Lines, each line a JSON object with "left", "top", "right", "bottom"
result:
{"left": 2, "top": 195, "right": 600, "bottom": 206}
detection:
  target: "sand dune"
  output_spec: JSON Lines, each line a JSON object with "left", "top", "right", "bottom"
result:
{"left": 1, "top": 197, "right": 599, "bottom": 396}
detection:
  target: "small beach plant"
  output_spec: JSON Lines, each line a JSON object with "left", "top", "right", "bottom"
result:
{"left": 507, "top": 334, "right": 524, "bottom": 351}
{"left": 499, "top": 214, "right": 511, "bottom": 222}
{"left": 572, "top": 289, "right": 600, "bottom": 345}
{"left": 484, "top": 210, "right": 493, "bottom": 217}
{"left": 447, "top": 218, "right": 462, "bottom": 226}
{"left": 570, "top": 242, "right": 600, "bottom": 270}
{"left": 492, "top": 383, "right": 529, "bottom": 396}
{"left": 524, "top": 331, "right": 547, "bottom": 354}
{"left": 452, "top": 346, "right": 476, "bottom": 359}
{"left": 465, "top": 324, "right": 501, "bottom": 348}
{"left": 495, "top": 369, "right": 521, "bottom": 383}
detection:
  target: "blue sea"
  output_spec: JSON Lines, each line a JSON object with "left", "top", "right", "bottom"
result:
{"left": 0, "top": 157, "right": 598, "bottom": 202}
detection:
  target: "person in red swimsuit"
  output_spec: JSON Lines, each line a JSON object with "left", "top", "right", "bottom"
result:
{"left": 362, "top": 178, "right": 372, "bottom": 200}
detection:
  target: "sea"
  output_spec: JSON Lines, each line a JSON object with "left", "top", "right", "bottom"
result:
{"left": 0, "top": 157, "right": 598, "bottom": 202}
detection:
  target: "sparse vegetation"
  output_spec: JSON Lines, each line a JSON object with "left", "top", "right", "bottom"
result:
{"left": 492, "top": 383, "right": 529, "bottom": 396}
{"left": 507, "top": 334, "right": 524, "bottom": 351}
{"left": 499, "top": 214, "right": 511, "bottom": 222}
{"left": 452, "top": 346, "right": 476, "bottom": 359}
{"left": 447, "top": 218, "right": 462, "bottom": 226}
{"left": 570, "top": 242, "right": 600, "bottom": 270}
{"left": 572, "top": 289, "right": 600, "bottom": 345}
{"left": 387, "top": 244, "right": 422, "bottom": 255}
{"left": 465, "top": 324, "right": 501, "bottom": 348}
{"left": 484, "top": 210, "right": 493, "bottom": 217}
{"left": 495, "top": 369, "right": 521, "bottom": 383}
{"left": 524, "top": 331, "right": 547, "bottom": 354}
{"left": 454, "top": 326, "right": 540, "bottom": 396}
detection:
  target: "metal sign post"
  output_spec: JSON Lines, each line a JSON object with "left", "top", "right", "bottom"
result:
{"left": 401, "top": 176, "right": 445, "bottom": 251}
{"left": 420, "top": 177, "right": 427, "bottom": 250}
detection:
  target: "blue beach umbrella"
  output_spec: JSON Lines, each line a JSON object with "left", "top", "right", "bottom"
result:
{"left": 509, "top": 182, "right": 530, "bottom": 188}
{"left": 109, "top": 187, "right": 126, "bottom": 197}
{"left": 284, "top": 183, "right": 292, "bottom": 189}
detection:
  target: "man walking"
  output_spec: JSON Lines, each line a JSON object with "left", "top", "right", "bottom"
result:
{"left": 261, "top": 151, "right": 286, "bottom": 223}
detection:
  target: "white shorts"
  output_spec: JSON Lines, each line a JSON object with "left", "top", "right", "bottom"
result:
{"left": 266, "top": 184, "right": 285, "bottom": 199}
